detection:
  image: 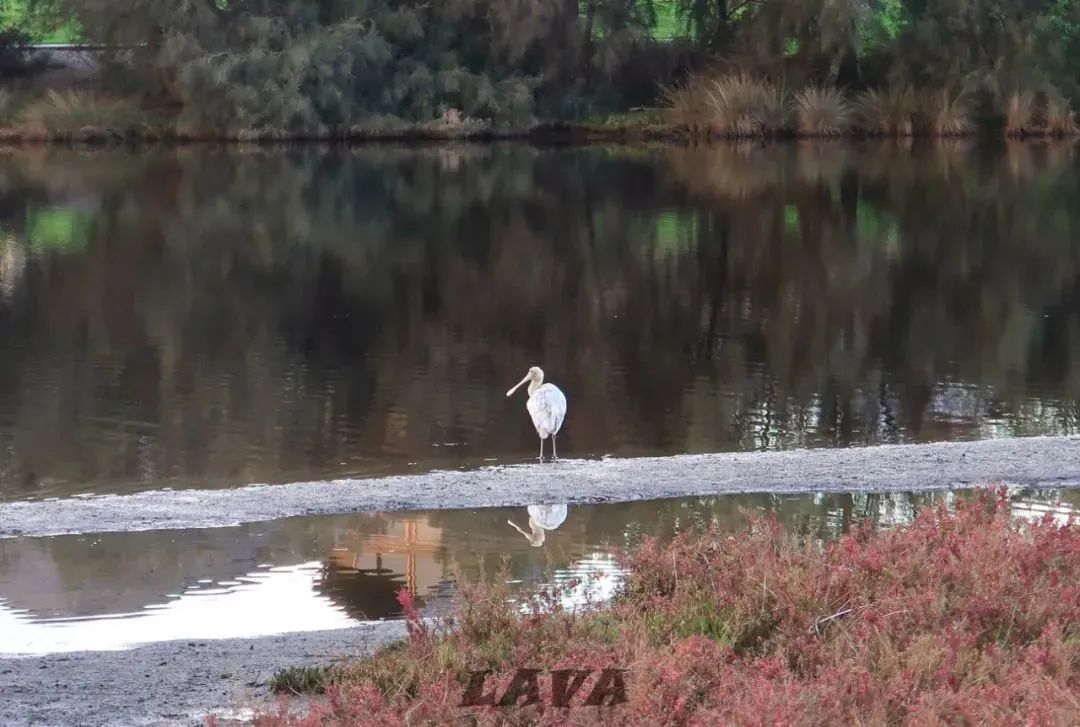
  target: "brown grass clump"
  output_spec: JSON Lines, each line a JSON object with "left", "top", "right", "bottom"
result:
{"left": 924, "top": 88, "right": 973, "bottom": 136}
{"left": 660, "top": 74, "right": 713, "bottom": 136}
{"left": 704, "top": 73, "right": 788, "bottom": 138}
{"left": 1044, "top": 88, "right": 1079, "bottom": 137}
{"left": 856, "top": 86, "right": 917, "bottom": 137}
{"left": 1004, "top": 90, "right": 1036, "bottom": 137}
{"left": 18, "top": 90, "right": 149, "bottom": 138}
{"left": 661, "top": 73, "right": 788, "bottom": 138}
{"left": 794, "top": 86, "right": 851, "bottom": 137}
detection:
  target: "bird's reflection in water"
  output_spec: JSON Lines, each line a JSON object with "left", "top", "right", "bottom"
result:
{"left": 507, "top": 504, "right": 568, "bottom": 547}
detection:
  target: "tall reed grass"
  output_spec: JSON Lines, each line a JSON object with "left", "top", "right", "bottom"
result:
{"left": 663, "top": 76, "right": 1080, "bottom": 139}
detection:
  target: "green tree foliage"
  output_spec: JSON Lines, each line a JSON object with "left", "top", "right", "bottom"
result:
{"left": 672, "top": 0, "right": 1080, "bottom": 94}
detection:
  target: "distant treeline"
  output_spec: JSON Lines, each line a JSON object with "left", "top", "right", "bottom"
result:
{"left": 3, "top": 1, "right": 1080, "bottom": 135}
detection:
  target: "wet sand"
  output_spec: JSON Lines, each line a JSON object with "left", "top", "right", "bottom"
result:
{"left": 0, "top": 622, "right": 407, "bottom": 727}
{"left": 3, "top": 436, "right": 1080, "bottom": 538}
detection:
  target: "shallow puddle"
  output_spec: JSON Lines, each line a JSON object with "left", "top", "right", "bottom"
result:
{"left": 2, "top": 486, "right": 1076, "bottom": 654}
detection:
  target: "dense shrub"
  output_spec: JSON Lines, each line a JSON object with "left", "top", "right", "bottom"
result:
{"left": 22, "top": 0, "right": 695, "bottom": 134}
{"left": 170, "top": 14, "right": 542, "bottom": 135}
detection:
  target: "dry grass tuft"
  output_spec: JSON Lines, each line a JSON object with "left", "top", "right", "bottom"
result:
{"left": 1004, "top": 90, "right": 1036, "bottom": 137}
{"left": 660, "top": 74, "right": 713, "bottom": 135}
{"left": 705, "top": 73, "right": 788, "bottom": 138}
{"left": 18, "top": 91, "right": 149, "bottom": 138}
{"left": 856, "top": 86, "right": 917, "bottom": 137}
{"left": 794, "top": 86, "right": 851, "bottom": 137}
{"left": 661, "top": 73, "right": 788, "bottom": 138}
{"left": 1044, "top": 88, "right": 1079, "bottom": 137}
{"left": 925, "top": 88, "right": 973, "bottom": 136}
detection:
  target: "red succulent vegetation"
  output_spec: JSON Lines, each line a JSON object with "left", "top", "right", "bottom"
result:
{"left": 252, "top": 489, "right": 1080, "bottom": 725}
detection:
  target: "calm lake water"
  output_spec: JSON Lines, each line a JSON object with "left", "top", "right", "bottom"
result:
{"left": 3, "top": 487, "right": 1077, "bottom": 654}
{"left": 1, "top": 141, "right": 1080, "bottom": 500}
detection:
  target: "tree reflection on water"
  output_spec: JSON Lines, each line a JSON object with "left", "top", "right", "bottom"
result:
{"left": 0, "top": 141, "right": 1078, "bottom": 498}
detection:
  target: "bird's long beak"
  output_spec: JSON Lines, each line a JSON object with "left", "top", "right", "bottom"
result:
{"left": 507, "top": 519, "right": 545, "bottom": 546}
{"left": 506, "top": 374, "right": 530, "bottom": 397}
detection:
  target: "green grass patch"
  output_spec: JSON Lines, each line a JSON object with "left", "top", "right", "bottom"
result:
{"left": 1, "top": 0, "right": 81, "bottom": 43}
{"left": 268, "top": 665, "right": 338, "bottom": 695}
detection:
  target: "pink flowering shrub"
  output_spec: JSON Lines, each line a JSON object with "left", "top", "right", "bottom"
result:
{"left": 252, "top": 490, "right": 1080, "bottom": 725}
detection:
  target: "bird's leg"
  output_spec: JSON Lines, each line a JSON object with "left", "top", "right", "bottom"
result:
{"left": 552, "top": 435, "right": 558, "bottom": 460}
{"left": 538, "top": 436, "right": 544, "bottom": 461}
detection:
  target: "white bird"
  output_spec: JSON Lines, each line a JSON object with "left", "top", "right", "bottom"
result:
{"left": 505, "top": 365, "right": 567, "bottom": 461}
{"left": 507, "top": 503, "right": 568, "bottom": 547}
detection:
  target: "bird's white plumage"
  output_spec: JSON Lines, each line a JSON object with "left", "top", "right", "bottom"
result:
{"left": 508, "top": 503, "right": 568, "bottom": 546}
{"left": 526, "top": 382, "right": 567, "bottom": 440}
{"left": 506, "top": 365, "right": 567, "bottom": 460}
{"left": 527, "top": 503, "right": 568, "bottom": 530}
